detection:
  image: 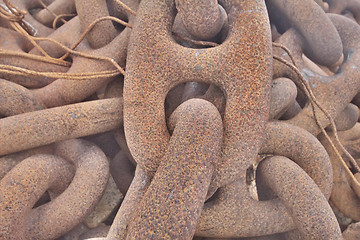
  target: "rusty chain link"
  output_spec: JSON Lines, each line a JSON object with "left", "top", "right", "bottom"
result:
{"left": 1, "top": 0, "right": 360, "bottom": 239}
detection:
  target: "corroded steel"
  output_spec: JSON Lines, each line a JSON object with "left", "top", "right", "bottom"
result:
{"left": 1, "top": 0, "right": 54, "bottom": 36}
{"left": 29, "top": 139, "right": 109, "bottom": 239}
{"left": 0, "top": 79, "right": 45, "bottom": 116}
{"left": 319, "top": 133, "right": 360, "bottom": 221}
{"left": 0, "top": 0, "right": 357, "bottom": 238}
{"left": 110, "top": 150, "right": 135, "bottom": 195}
{"left": 0, "top": 145, "right": 53, "bottom": 180}
{"left": 123, "top": 0, "right": 272, "bottom": 197}
{"left": 260, "top": 121, "right": 333, "bottom": 199}
{"left": 75, "top": 0, "right": 117, "bottom": 48}
{"left": 327, "top": 0, "right": 360, "bottom": 23}
{"left": 285, "top": 15, "right": 360, "bottom": 135}
{"left": 0, "top": 139, "right": 109, "bottom": 239}
{"left": 34, "top": 0, "right": 76, "bottom": 27}
{"left": 0, "top": 27, "right": 68, "bottom": 87}
{"left": 175, "top": 0, "right": 226, "bottom": 40}
{"left": 256, "top": 157, "right": 341, "bottom": 240}
{"left": 332, "top": 103, "right": 359, "bottom": 131}
{"left": 0, "top": 98, "right": 123, "bottom": 156}
{"left": 195, "top": 121, "right": 333, "bottom": 238}
{"left": 268, "top": 0, "right": 343, "bottom": 66}
{"left": 0, "top": 154, "right": 74, "bottom": 239}
{"left": 126, "top": 99, "right": 223, "bottom": 239}
{"left": 268, "top": 77, "right": 297, "bottom": 119}
{"left": 31, "top": 28, "right": 130, "bottom": 107}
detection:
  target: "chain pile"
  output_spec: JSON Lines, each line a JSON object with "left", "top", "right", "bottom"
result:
{"left": 1, "top": 0, "right": 360, "bottom": 239}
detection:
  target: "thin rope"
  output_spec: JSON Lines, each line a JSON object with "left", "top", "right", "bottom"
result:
{"left": 0, "top": 49, "right": 70, "bottom": 67}
{"left": 112, "top": 0, "right": 137, "bottom": 16}
{"left": 273, "top": 55, "right": 360, "bottom": 189}
{"left": 0, "top": 2, "right": 52, "bottom": 57}
{"left": 0, "top": 2, "right": 130, "bottom": 76}
{"left": 37, "top": 0, "right": 66, "bottom": 24}
{"left": 60, "top": 16, "right": 132, "bottom": 61}
{"left": 52, "top": 13, "right": 76, "bottom": 29}
{"left": 31, "top": 35, "right": 125, "bottom": 75}
{"left": 272, "top": 42, "right": 297, "bottom": 66}
{"left": 172, "top": 32, "right": 219, "bottom": 47}
{"left": 0, "top": 64, "right": 120, "bottom": 80}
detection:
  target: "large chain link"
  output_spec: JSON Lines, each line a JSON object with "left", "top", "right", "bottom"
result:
{"left": 0, "top": 0, "right": 360, "bottom": 239}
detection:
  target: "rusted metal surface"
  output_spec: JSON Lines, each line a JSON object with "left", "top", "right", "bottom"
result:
{"left": 285, "top": 15, "right": 360, "bottom": 135}
{"left": 110, "top": 151, "right": 135, "bottom": 195}
{"left": 195, "top": 121, "right": 333, "bottom": 238}
{"left": 0, "top": 98, "right": 123, "bottom": 156}
{"left": 0, "top": 0, "right": 54, "bottom": 36}
{"left": 31, "top": 29, "right": 130, "bottom": 108}
{"left": 34, "top": 0, "right": 76, "bottom": 27}
{"left": 319, "top": 133, "right": 360, "bottom": 221}
{"left": 75, "top": 0, "right": 117, "bottom": 48}
{"left": 123, "top": 0, "right": 272, "bottom": 198}
{"left": 107, "top": 167, "right": 152, "bottom": 239}
{"left": 0, "top": 144, "right": 53, "bottom": 180}
{"left": 268, "top": 0, "right": 343, "bottom": 66}
{"left": 0, "top": 79, "right": 45, "bottom": 116}
{"left": 175, "top": 0, "right": 226, "bottom": 40}
{"left": 27, "top": 139, "right": 109, "bottom": 239}
{"left": 1, "top": 139, "right": 109, "bottom": 239}
{"left": 0, "top": 154, "right": 74, "bottom": 239}
{"left": 260, "top": 121, "right": 333, "bottom": 199}
{"left": 256, "top": 156, "right": 342, "bottom": 239}
{"left": 1, "top": 0, "right": 360, "bottom": 239}
{"left": 126, "top": 99, "right": 223, "bottom": 239}
{"left": 327, "top": 0, "right": 360, "bottom": 23}
{"left": 332, "top": 103, "right": 359, "bottom": 131}
{"left": 0, "top": 27, "right": 68, "bottom": 87}
{"left": 342, "top": 222, "right": 360, "bottom": 240}
{"left": 269, "top": 78, "right": 297, "bottom": 120}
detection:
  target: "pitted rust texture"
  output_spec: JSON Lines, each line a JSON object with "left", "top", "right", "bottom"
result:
{"left": 196, "top": 177, "right": 295, "bottom": 238}
{"left": 0, "top": 79, "right": 45, "bottom": 116}
{"left": 319, "top": 133, "right": 360, "bottom": 221}
{"left": 342, "top": 222, "right": 360, "bottom": 240}
{"left": 28, "top": 139, "right": 109, "bottom": 240}
{"left": 284, "top": 15, "right": 360, "bottom": 135}
{"left": 195, "top": 121, "right": 332, "bottom": 238}
{"left": 31, "top": 27, "right": 130, "bottom": 108}
{"left": 110, "top": 151, "right": 135, "bottom": 195}
{"left": 260, "top": 121, "right": 333, "bottom": 199}
{"left": 0, "top": 0, "right": 54, "bottom": 36}
{"left": 108, "top": 167, "right": 152, "bottom": 239}
{"left": 0, "top": 154, "right": 75, "bottom": 239}
{"left": 0, "top": 27, "right": 69, "bottom": 87}
{"left": 0, "top": 139, "right": 109, "bottom": 239}
{"left": 256, "top": 156, "right": 342, "bottom": 240}
{"left": 269, "top": 78, "right": 297, "bottom": 120}
{"left": 272, "top": 28, "right": 307, "bottom": 78}
{"left": 268, "top": 0, "right": 343, "bottom": 66}
{"left": 0, "top": 98, "right": 123, "bottom": 156}
{"left": 338, "top": 124, "right": 360, "bottom": 163}
{"left": 327, "top": 0, "right": 360, "bottom": 23}
{"left": 332, "top": 103, "right": 359, "bottom": 131}
{"left": 23, "top": 10, "right": 133, "bottom": 108}
{"left": 79, "top": 225, "right": 110, "bottom": 239}
{"left": 1, "top": 0, "right": 359, "bottom": 238}
{"left": 0, "top": 145, "right": 54, "bottom": 180}
{"left": 34, "top": 0, "right": 76, "bottom": 27}
{"left": 29, "top": 16, "right": 83, "bottom": 58}
{"left": 126, "top": 99, "right": 223, "bottom": 239}
{"left": 75, "top": 0, "right": 117, "bottom": 48}
{"left": 123, "top": 0, "right": 272, "bottom": 196}
{"left": 175, "top": 0, "right": 226, "bottom": 40}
